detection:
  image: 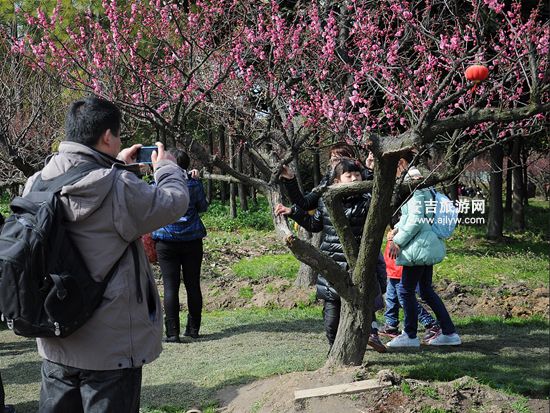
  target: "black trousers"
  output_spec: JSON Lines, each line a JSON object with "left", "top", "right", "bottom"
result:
{"left": 39, "top": 360, "right": 142, "bottom": 413}
{"left": 156, "top": 239, "right": 204, "bottom": 332}
{"left": 0, "top": 370, "right": 5, "bottom": 411}
{"left": 322, "top": 300, "right": 378, "bottom": 346}
{"left": 323, "top": 300, "right": 341, "bottom": 346}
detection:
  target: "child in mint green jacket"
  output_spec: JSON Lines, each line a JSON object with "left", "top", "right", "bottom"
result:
{"left": 386, "top": 167, "right": 461, "bottom": 348}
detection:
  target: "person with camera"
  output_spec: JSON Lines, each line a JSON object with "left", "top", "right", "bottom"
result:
{"left": 24, "top": 96, "right": 189, "bottom": 412}
{"left": 152, "top": 150, "right": 208, "bottom": 342}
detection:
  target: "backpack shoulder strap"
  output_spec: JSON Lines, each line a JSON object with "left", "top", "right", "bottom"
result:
{"left": 31, "top": 162, "right": 102, "bottom": 193}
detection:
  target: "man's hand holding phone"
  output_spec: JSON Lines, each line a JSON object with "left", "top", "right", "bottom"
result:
{"left": 118, "top": 142, "right": 175, "bottom": 172}
{"left": 150, "top": 142, "right": 175, "bottom": 171}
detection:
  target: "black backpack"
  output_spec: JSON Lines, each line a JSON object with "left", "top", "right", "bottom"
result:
{"left": 0, "top": 163, "right": 125, "bottom": 338}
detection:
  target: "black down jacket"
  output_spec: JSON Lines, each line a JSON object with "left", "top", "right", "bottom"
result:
{"left": 289, "top": 194, "right": 386, "bottom": 304}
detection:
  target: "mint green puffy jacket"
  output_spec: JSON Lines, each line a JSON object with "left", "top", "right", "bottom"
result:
{"left": 393, "top": 188, "right": 446, "bottom": 266}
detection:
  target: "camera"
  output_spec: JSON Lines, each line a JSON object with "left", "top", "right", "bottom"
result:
{"left": 136, "top": 146, "right": 156, "bottom": 164}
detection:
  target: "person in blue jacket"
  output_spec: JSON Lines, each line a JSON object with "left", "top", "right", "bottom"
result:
{"left": 153, "top": 150, "right": 208, "bottom": 342}
{"left": 387, "top": 166, "right": 461, "bottom": 348}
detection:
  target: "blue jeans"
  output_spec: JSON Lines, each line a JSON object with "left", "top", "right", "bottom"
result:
{"left": 398, "top": 266, "right": 456, "bottom": 339}
{"left": 384, "top": 278, "right": 436, "bottom": 328}
{"left": 39, "top": 359, "right": 142, "bottom": 413}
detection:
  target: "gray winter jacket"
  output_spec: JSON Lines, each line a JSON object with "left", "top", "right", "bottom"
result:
{"left": 23, "top": 141, "right": 189, "bottom": 370}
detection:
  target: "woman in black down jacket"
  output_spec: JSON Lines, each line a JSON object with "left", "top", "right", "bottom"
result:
{"left": 275, "top": 159, "right": 386, "bottom": 352}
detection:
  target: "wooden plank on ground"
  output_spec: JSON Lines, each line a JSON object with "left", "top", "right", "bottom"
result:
{"left": 294, "top": 379, "right": 390, "bottom": 401}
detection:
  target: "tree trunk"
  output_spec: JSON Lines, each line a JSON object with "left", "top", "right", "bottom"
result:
{"left": 327, "top": 155, "right": 398, "bottom": 366}
{"left": 521, "top": 147, "right": 529, "bottom": 206}
{"left": 313, "top": 146, "right": 321, "bottom": 187}
{"left": 229, "top": 136, "right": 237, "bottom": 219}
{"left": 206, "top": 129, "right": 214, "bottom": 203}
{"left": 250, "top": 163, "right": 258, "bottom": 206}
{"left": 505, "top": 156, "right": 513, "bottom": 212}
{"left": 511, "top": 138, "right": 525, "bottom": 231}
{"left": 237, "top": 145, "right": 249, "bottom": 211}
{"left": 487, "top": 144, "right": 504, "bottom": 240}
{"left": 218, "top": 126, "right": 228, "bottom": 203}
{"left": 294, "top": 231, "right": 321, "bottom": 287}
{"left": 326, "top": 299, "right": 370, "bottom": 365}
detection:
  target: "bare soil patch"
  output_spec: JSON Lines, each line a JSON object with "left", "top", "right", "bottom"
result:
{"left": 217, "top": 368, "right": 549, "bottom": 413}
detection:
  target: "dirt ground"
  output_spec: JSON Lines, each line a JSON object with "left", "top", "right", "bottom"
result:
{"left": 216, "top": 368, "right": 550, "bottom": 413}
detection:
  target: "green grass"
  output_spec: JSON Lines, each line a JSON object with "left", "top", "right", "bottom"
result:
{"left": 232, "top": 253, "right": 300, "bottom": 280}
{"left": 201, "top": 198, "right": 274, "bottom": 231}
{"left": 365, "top": 315, "right": 549, "bottom": 398}
{"left": 1, "top": 312, "right": 548, "bottom": 412}
{"left": 0, "top": 192, "right": 11, "bottom": 217}
{"left": 435, "top": 200, "right": 549, "bottom": 288}
{"left": 1, "top": 307, "right": 326, "bottom": 413}
{"left": 238, "top": 286, "right": 254, "bottom": 298}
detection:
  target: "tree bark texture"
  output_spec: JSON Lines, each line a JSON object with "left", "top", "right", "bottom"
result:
{"left": 505, "top": 156, "right": 513, "bottom": 212}
{"left": 511, "top": 138, "right": 525, "bottom": 231}
{"left": 218, "top": 125, "right": 228, "bottom": 203}
{"left": 237, "top": 144, "right": 249, "bottom": 211}
{"left": 229, "top": 136, "right": 237, "bottom": 219}
{"left": 206, "top": 129, "right": 214, "bottom": 203}
{"left": 313, "top": 147, "right": 321, "bottom": 187}
{"left": 294, "top": 231, "right": 321, "bottom": 287}
{"left": 487, "top": 144, "right": 504, "bottom": 240}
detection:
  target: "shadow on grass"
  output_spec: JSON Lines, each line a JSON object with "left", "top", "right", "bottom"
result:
{"left": 371, "top": 317, "right": 549, "bottom": 398}
{"left": 0, "top": 338, "right": 37, "bottom": 357}
{"left": 196, "top": 316, "right": 323, "bottom": 342}
{"left": 141, "top": 376, "right": 259, "bottom": 412}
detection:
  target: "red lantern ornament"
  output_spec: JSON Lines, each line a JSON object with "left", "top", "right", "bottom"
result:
{"left": 465, "top": 64, "right": 489, "bottom": 93}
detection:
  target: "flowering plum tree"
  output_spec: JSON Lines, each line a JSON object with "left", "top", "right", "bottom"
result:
{"left": 11, "top": 0, "right": 549, "bottom": 365}
{"left": 0, "top": 35, "right": 65, "bottom": 189}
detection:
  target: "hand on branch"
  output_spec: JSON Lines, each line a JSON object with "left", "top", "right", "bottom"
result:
{"left": 279, "top": 165, "right": 295, "bottom": 180}
{"left": 189, "top": 169, "right": 200, "bottom": 179}
{"left": 274, "top": 203, "right": 292, "bottom": 216}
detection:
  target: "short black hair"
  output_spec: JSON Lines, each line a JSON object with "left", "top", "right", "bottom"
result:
{"left": 332, "top": 158, "right": 363, "bottom": 181}
{"left": 65, "top": 96, "right": 121, "bottom": 146}
{"left": 330, "top": 142, "right": 356, "bottom": 159}
{"left": 173, "top": 149, "right": 190, "bottom": 169}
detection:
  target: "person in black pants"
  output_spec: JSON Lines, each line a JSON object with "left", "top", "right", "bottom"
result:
{"left": 0, "top": 372, "right": 16, "bottom": 413}
{"left": 152, "top": 150, "right": 208, "bottom": 342}
{"left": 276, "top": 158, "right": 386, "bottom": 353}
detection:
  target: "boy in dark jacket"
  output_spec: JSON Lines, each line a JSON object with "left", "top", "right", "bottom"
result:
{"left": 276, "top": 159, "right": 386, "bottom": 352}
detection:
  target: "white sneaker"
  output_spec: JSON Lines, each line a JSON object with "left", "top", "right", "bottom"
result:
{"left": 386, "top": 332, "right": 420, "bottom": 348}
{"left": 427, "top": 333, "right": 461, "bottom": 346}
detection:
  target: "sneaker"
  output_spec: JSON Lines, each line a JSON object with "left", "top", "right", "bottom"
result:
{"left": 386, "top": 332, "right": 420, "bottom": 348}
{"left": 368, "top": 333, "right": 387, "bottom": 353}
{"left": 379, "top": 324, "right": 400, "bottom": 338}
{"left": 423, "top": 324, "right": 441, "bottom": 341}
{"left": 427, "top": 333, "right": 461, "bottom": 346}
